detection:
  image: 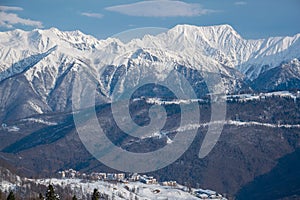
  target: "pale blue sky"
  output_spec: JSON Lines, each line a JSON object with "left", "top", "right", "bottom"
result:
{"left": 0, "top": 0, "right": 299, "bottom": 39}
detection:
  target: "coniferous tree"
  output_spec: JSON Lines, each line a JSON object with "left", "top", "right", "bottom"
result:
{"left": 6, "top": 191, "right": 15, "bottom": 200}
{"left": 91, "top": 189, "right": 100, "bottom": 200}
{"left": 39, "top": 192, "right": 44, "bottom": 200}
{"left": 72, "top": 195, "right": 77, "bottom": 200}
{"left": 45, "top": 184, "right": 59, "bottom": 200}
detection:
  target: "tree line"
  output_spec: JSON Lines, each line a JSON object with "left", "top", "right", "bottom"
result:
{"left": 0, "top": 184, "right": 116, "bottom": 200}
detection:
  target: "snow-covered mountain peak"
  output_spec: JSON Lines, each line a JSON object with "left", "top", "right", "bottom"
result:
{"left": 168, "top": 24, "right": 237, "bottom": 36}
{"left": 1, "top": 24, "right": 300, "bottom": 84}
{"left": 100, "top": 37, "right": 125, "bottom": 48}
{"left": 166, "top": 24, "right": 242, "bottom": 44}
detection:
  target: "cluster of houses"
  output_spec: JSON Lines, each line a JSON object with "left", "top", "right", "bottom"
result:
{"left": 58, "top": 169, "right": 126, "bottom": 182}
{"left": 139, "top": 175, "right": 157, "bottom": 184}
{"left": 58, "top": 169, "right": 161, "bottom": 185}
{"left": 162, "top": 181, "right": 177, "bottom": 187}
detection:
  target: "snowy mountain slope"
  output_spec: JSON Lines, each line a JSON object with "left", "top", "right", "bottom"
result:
{"left": 134, "top": 24, "right": 300, "bottom": 79}
{"left": 251, "top": 58, "right": 300, "bottom": 91}
{"left": 0, "top": 25, "right": 299, "bottom": 121}
{"left": 239, "top": 34, "right": 300, "bottom": 79}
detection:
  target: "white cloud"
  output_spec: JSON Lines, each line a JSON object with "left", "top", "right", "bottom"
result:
{"left": 81, "top": 12, "right": 103, "bottom": 19}
{"left": 105, "top": 0, "right": 216, "bottom": 17}
{"left": 0, "top": 6, "right": 23, "bottom": 11}
{"left": 0, "top": 11, "right": 43, "bottom": 28}
{"left": 234, "top": 1, "right": 247, "bottom": 6}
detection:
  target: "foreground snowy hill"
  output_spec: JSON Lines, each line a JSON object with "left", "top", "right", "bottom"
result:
{"left": 0, "top": 166, "right": 227, "bottom": 200}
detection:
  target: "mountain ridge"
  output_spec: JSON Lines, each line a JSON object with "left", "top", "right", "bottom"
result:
{"left": 1, "top": 24, "right": 299, "bottom": 79}
{"left": 0, "top": 24, "right": 300, "bottom": 76}
{"left": 0, "top": 24, "right": 299, "bottom": 121}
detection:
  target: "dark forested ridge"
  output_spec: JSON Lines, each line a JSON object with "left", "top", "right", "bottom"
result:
{"left": 0, "top": 95, "right": 299, "bottom": 198}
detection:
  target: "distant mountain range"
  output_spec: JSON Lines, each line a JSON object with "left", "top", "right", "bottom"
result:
{"left": 0, "top": 24, "right": 299, "bottom": 121}
{"left": 0, "top": 25, "right": 300, "bottom": 199}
